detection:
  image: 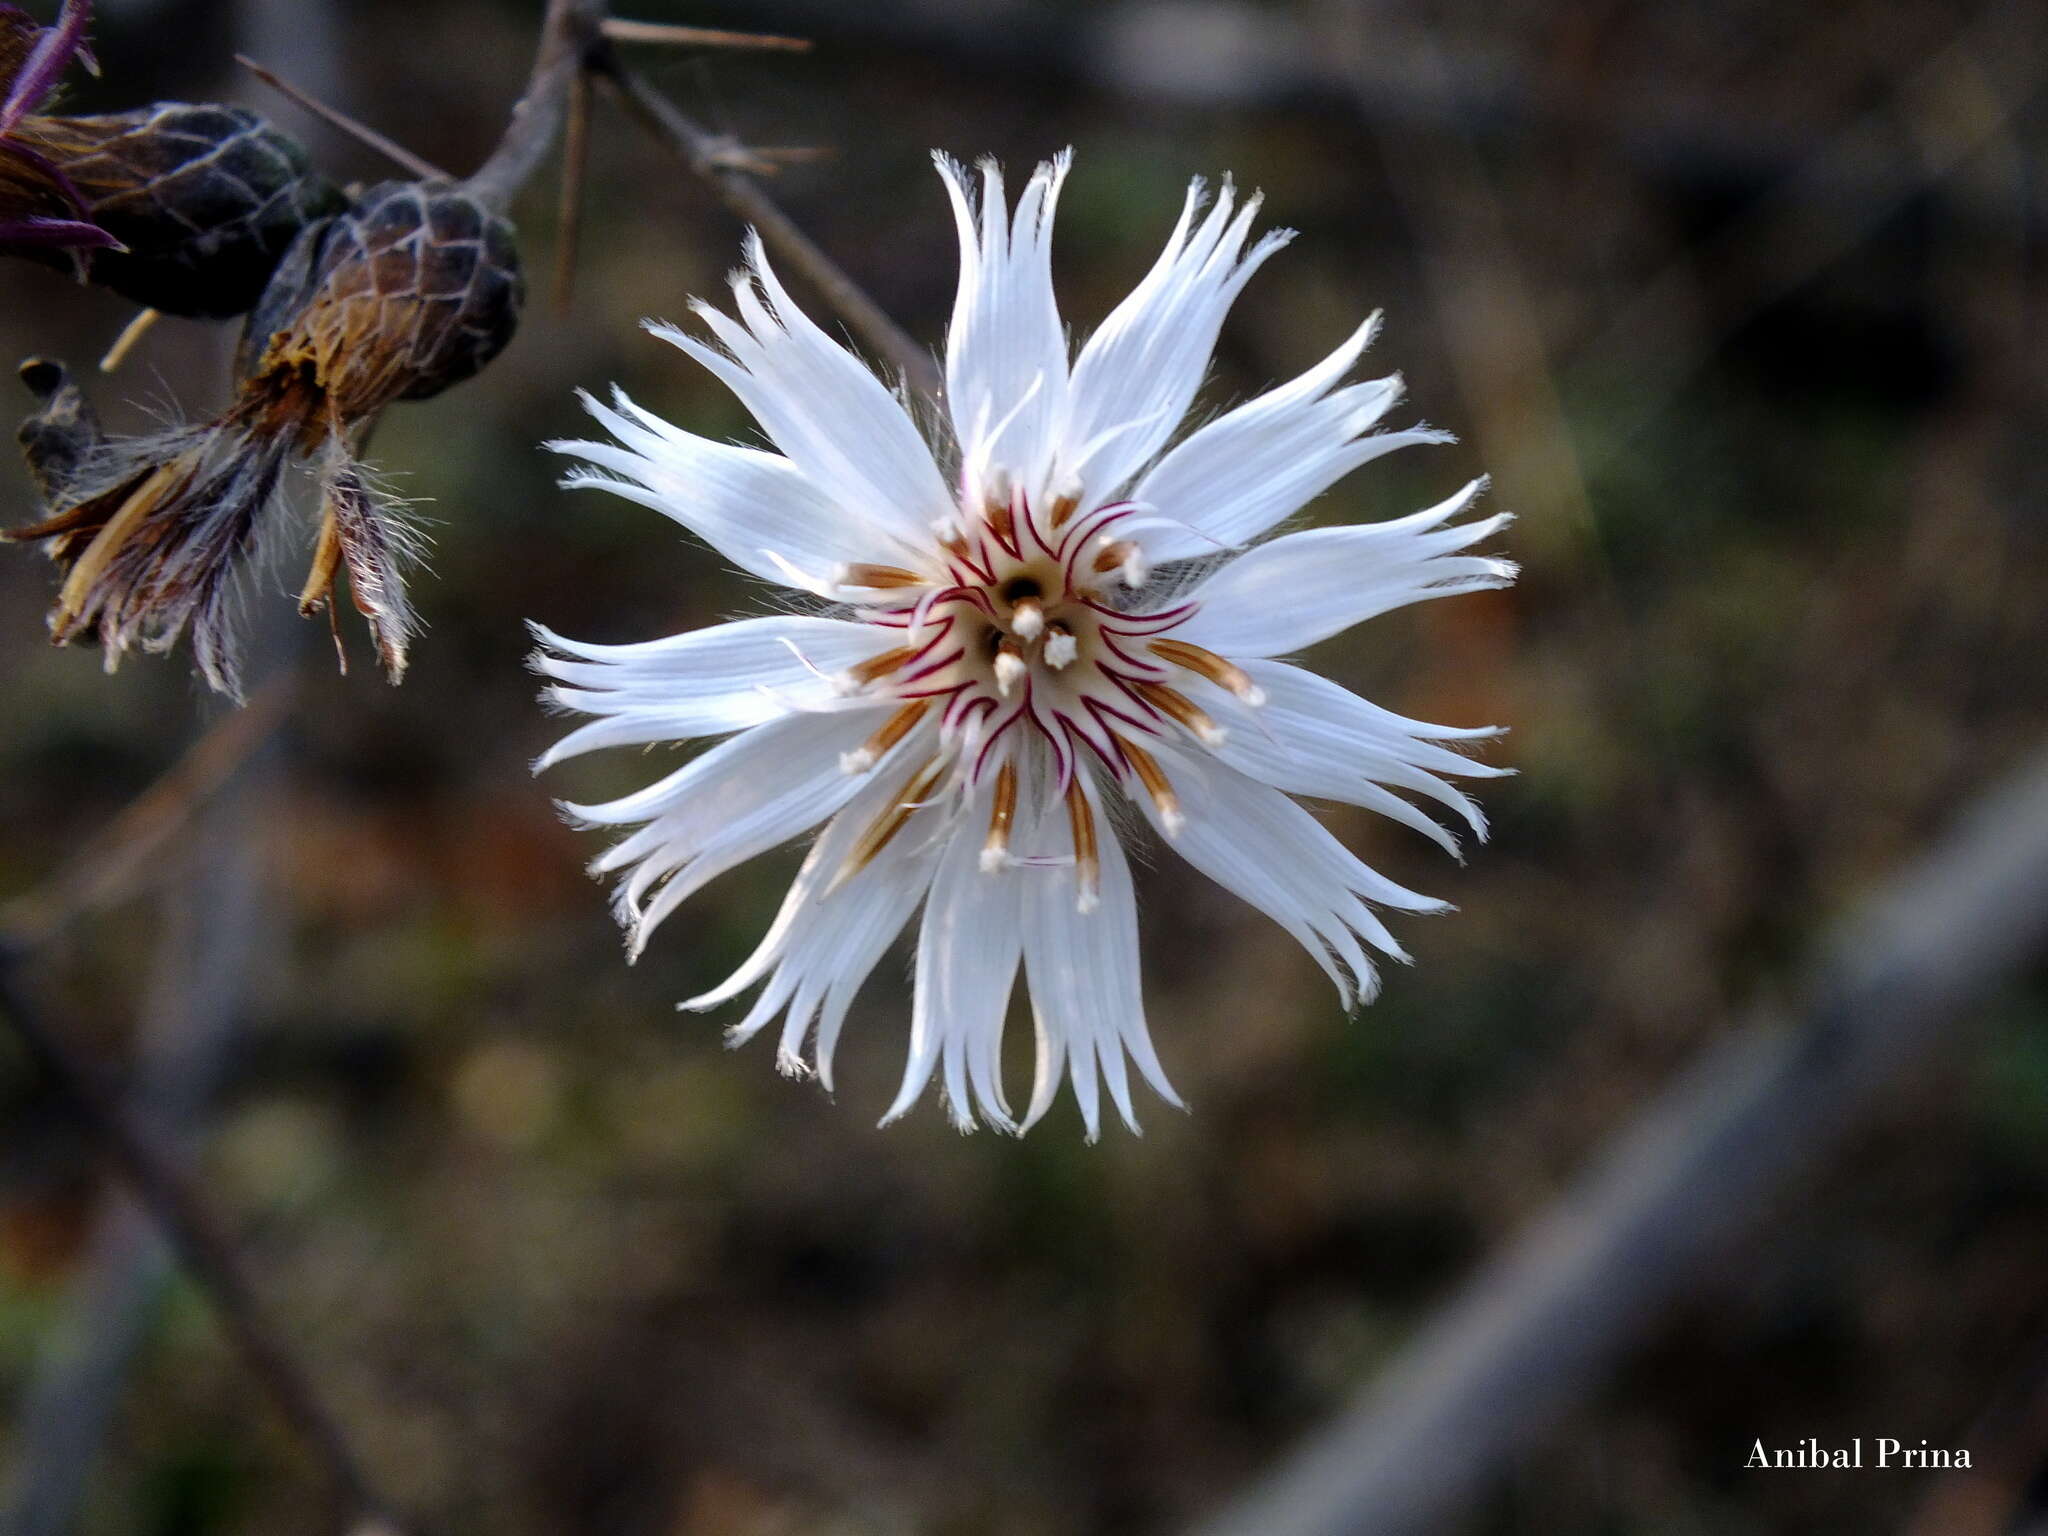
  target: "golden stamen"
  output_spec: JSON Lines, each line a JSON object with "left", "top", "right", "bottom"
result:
{"left": 846, "top": 644, "right": 918, "bottom": 686}
{"left": 980, "top": 761, "right": 1018, "bottom": 872}
{"left": 1049, "top": 491, "right": 1080, "bottom": 528}
{"left": 843, "top": 699, "right": 931, "bottom": 772}
{"left": 838, "top": 563, "right": 924, "bottom": 589}
{"left": 1148, "top": 637, "right": 1265, "bottom": 702}
{"left": 833, "top": 755, "right": 948, "bottom": 891}
{"left": 1064, "top": 775, "right": 1100, "bottom": 911}
{"left": 1121, "top": 739, "right": 1184, "bottom": 835}
{"left": 1134, "top": 680, "right": 1226, "bottom": 746}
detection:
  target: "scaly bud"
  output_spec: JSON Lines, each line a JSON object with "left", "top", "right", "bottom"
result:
{"left": 8, "top": 102, "right": 345, "bottom": 316}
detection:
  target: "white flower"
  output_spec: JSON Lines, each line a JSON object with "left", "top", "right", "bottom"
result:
{"left": 534, "top": 151, "right": 1515, "bottom": 1139}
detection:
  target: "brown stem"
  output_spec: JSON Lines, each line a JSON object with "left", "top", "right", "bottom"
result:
{"left": 0, "top": 947, "right": 405, "bottom": 1533}
{"left": 595, "top": 54, "right": 943, "bottom": 398}
{"left": 466, "top": 0, "right": 607, "bottom": 210}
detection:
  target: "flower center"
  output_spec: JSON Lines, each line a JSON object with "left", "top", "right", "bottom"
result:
{"left": 829, "top": 474, "right": 1264, "bottom": 904}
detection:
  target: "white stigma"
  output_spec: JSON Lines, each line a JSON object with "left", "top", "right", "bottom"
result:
{"left": 1076, "top": 887, "right": 1100, "bottom": 915}
{"left": 995, "top": 649, "right": 1027, "bottom": 697}
{"left": 1120, "top": 547, "right": 1149, "bottom": 588}
{"left": 839, "top": 747, "right": 877, "bottom": 774}
{"left": 1160, "top": 805, "right": 1187, "bottom": 837}
{"left": 1044, "top": 630, "right": 1078, "bottom": 669}
{"left": 1011, "top": 597, "right": 1045, "bottom": 640}
{"left": 978, "top": 845, "right": 1007, "bottom": 874}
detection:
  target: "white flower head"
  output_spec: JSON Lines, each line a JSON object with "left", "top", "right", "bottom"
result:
{"left": 534, "top": 151, "right": 1516, "bottom": 1140}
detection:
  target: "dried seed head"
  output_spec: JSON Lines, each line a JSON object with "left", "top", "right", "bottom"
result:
{"left": 3, "top": 178, "right": 526, "bottom": 698}
{"left": 9, "top": 103, "right": 345, "bottom": 316}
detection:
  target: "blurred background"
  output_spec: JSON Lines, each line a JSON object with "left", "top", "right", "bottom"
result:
{"left": 1, "top": 0, "right": 2045, "bottom": 1531}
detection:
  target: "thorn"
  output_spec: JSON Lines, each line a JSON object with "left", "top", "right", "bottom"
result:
{"left": 235, "top": 54, "right": 452, "bottom": 182}
{"left": 600, "top": 18, "right": 813, "bottom": 52}
{"left": 551, "top": 67, "right": 592, "bottom": 315}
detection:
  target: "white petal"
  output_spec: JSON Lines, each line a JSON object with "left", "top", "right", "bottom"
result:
{"left": 1135, "top": 744, "right": 1447, "bottom": 1009}
{"left": 1057, "top": 177, "right": 1292, "bottom": 501}
{"left": 649, "top": 234, "right": 952, "bottom": 551}
{"left": 695, "top": 766, "right": 941, "bottom": 1088}
{"left": 938, "top": 152, "right": 1071, "bottom": 495}
{"left": 1197, "top": 660, "right": 1509, "bottom": 853}
{"left": 882, "top": 778, "right": 1025, "bottom": 1133}
{"left": 1172, "top": 480, "right": 1515, "bottom": 658}
{"left": 1133, "top": 316, "right": 1456, "bottom": 562}
{"left": 1020, "top": 771, "right": 1180, "bottom": 1139}
{"left": 531, "top": 616, "right": 899, "bottom": 767}
{"left": 565, "top": 708, "right": 893, "bottom": 956}
{"left": 550, "top": 389, "right": 899, "bottom": 592}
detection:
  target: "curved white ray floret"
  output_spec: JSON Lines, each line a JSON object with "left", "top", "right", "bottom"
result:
{"left": 534, "top": 151, "right": 1516, "bottom": 1140}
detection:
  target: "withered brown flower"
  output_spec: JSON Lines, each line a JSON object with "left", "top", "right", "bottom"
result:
{"left": 7, "top": 179, "right": 524, "bottom": 698}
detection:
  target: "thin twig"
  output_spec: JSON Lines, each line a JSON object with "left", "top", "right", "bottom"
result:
{"left": 600, "top": 17, "right": 810, "bottom": 52}
{"left": 233, "top": 54, "right": 452, "bottom": 181}
{"left": 0, "top": 947, "right": 403, "bottom": 1533}
{"left": 2, "top": 676, "right": 290, "bottom": 950}
{"left": 1191, "top": 740, "right": 2048, "bottom": 1536}
{"left": 595, "top": 54, "right": 941, "bottom": 398}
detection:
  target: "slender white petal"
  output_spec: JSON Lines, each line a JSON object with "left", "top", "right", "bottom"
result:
{"left": 939, "top": 152, "right": 1071, "bottom": 494}
{"left": 883, "top": 779, "right": 1025, "bottom": 1133}
{"left": 1134, "top": 316, "right": 1455, "bottom": 562}
{"left": 550, "top": 389, "right": 906, "bottom": 592}
{"left": 1198, "top": 660, "right": 1508, "bottom": 851}
{"left": 564, "top": 708, "right": 891, "bottom": 956}
{"left": 1139, "top": 744, "right": 1447, "bottom": 1009}
{"left": 1173, "top": 480, "right": 1515, "bottom": 658}
{"left": 531, "top": 616, "right": 899, "bottom": 766}
{"left": 697, "top": 766, "right": 942, "bottom": 1086}
{"left": 1058, "top": 178, "right": 1292, "bottom": 501}
{"left": 1021, "top": 772, "right": 1180, "bottom": 1139}
{"left": 649, "top": 236, "right": 953, "bottom": 551}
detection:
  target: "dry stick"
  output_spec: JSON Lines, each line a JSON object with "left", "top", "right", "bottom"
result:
{"left": 5, "top": 796, "right": 270, "bottom": 1536}
{"left": 596, "top": 54, "right": 943, "bottom": 398}
{"left": 0, "top": 950, "right": 395, "bottom": 1532}
{"left": 2, "top": 676, "right": 290, "bottom": 950}
{"left": 1192, "top": 741, "right": 2048, "bottom": 1536}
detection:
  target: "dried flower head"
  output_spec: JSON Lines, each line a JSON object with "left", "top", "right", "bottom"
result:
{"left": 6, "top": 178, "right": 524, "bottom": 696}
{"left": 537, "top": 152, "right": 1515, "bottom": 1138}
{"left": 0, "top": 0, "right": 113, "bottom": 262}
